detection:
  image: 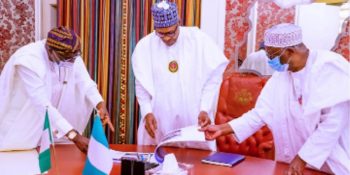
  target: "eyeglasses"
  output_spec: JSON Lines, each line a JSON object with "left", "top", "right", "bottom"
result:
{"left": 52, "top": 50, "right": 81, "bottom": 63}
{"left": 265, "top": 48, "right": 286, "bottom": 59}
{"left": 156, "top": 25, "right": 178, "bottom": 38}
{"left": 64, "top": 52, "right": 81, "bottom": 62}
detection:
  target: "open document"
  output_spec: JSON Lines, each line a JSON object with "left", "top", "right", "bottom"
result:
{"left": 110, "top": 125, "right": 215, "bottom": 164}
{"left": 154, "top": 125, "right": 215, "bottom": 163}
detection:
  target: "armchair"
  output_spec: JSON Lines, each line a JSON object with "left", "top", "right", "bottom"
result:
{"left": 215, "top": 71, "right": 274, "bottom": 159}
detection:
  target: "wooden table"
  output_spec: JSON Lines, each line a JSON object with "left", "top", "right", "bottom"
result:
{"left": 47, "top": 144, "right": 328, "bottom": 175}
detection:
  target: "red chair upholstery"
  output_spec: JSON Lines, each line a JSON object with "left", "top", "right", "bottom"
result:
{"left": 215, "top": 71, "right": 275, "bottom": 160}
{"left": 332, "top": 16, "right": 350, "bottom": 61}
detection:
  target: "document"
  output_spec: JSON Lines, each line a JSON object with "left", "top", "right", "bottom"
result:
{"left": 154, "top": 125, "right": 214, "bottom": 163}
{"left": 110, "top": 125, "right": 215, "bottom": 164}
{"left": 0, "top": 149, "right": 40, "bottom": 174}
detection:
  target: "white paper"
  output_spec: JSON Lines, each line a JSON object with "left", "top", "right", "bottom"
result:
{"left": 109, "top": 149, "right": 126, "bottom": 160}
{"left": 0, "top": 149, "right": 40, "bottom": 175}
{"left": 159, "top": 125, "right": 205, "bottom": 145}
{"left": 162, "top": 153, "right": 180, "bottom": 173}
{"left": 154, "top": 125, "right": 214, "bottom": 163}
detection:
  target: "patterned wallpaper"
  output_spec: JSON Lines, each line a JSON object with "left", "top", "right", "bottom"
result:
{"left": 224, "top": 0, "right": 257, "bottom": 66}
{"left": 332, "top": 16, "right": 350, "bottom": 61}
{"left": 255, "top": 1, "right": 295, "bottom": 50}
{"left": 0, "top": 0, "right": 35, "bottom": 72}
{"left": 224, "top": 0, "right": 295, "bottom": 66}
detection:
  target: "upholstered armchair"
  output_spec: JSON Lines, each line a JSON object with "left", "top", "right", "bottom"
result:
{"left": 332, "top": 16, "right": 349, "bottom": 61}
{"left": 215, "top": 71, "right": 275, "bottom": 160}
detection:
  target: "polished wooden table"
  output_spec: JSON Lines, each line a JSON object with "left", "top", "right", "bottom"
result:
{"left": 47, "top": 144, "right": 328, "bottom": 175}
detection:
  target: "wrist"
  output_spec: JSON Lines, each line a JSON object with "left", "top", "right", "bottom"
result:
{"left": 222, "top": 124, "right": 233, "bottom": 135}
{"left": 66, "top": 129, "right": 78, "bottom": 141}
{"left": 199, "top": 111, "right": 208, "bottom": 115}
{"left": 96, "top": 101, "right": 105, "bottom": 110}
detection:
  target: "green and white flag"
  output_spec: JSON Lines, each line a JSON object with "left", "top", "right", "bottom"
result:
{"left": 38, "top": 109, "right": 52, "bottom": 173}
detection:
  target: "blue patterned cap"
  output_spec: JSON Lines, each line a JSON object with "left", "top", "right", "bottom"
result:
{"left": 152, "top": 1, "right": 179, "bottom": 29}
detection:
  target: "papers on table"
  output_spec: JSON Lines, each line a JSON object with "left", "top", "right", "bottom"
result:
{"left": 154, "top": 125, "right": 213, "bottom": 163}
{"left": 110, "top": 125, "right": 215, "bottom": 164}
{"left": 0, "top": 149, "right": 40, "bottom": 175}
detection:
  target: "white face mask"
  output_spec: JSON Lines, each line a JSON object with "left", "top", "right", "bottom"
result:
{"left": 58, "top": 61, "right": 74, "bottom": 83}
{"left": 59, "top": 61, "right": 74, "bottom": 68}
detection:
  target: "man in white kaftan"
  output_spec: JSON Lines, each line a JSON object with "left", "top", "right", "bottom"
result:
{"left": 201, "top": 23, "right": 350, "bottom": 175}
{"left": 240, "top": 43, "right": 274, "bottom": 76}
{"left": 0, "top": 27, "right": 113, "bottom": 153}
{"left": 132, "top": 1, "right": 228, "bottom": 147}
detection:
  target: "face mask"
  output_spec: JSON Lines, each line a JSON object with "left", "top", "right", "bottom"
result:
{"left": 267, "top": 49, "right": 291, "bottom": 72}
{"left": 58, "top": 61, "right": 74, "bottom": 83}
{"left": 59, "top": 61, "right": 74, "bottom": 68}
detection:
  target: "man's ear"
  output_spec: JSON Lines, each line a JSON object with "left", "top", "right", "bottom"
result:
{"left": 285, "top": 47, "right": 295, "bottom": 57}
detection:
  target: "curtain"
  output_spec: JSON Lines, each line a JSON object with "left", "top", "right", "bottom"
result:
{"left": 57, "top": 0, "right": 201, "bottom": 144}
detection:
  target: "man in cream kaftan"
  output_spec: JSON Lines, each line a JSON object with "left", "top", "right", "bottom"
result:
{"left": 132, "top": 1, "right": 228, "bottom": 147}
{"left": 202, "top": 23, "right": 350, "bottom": 174}
{"left": 231, "top": 50, "right": 350, "bottom": 174}
{"left": 0, "top": 27, "right": 113, "bottom": 153}
{"left": 240, "top": 43, "right": 274, "bottom": 76}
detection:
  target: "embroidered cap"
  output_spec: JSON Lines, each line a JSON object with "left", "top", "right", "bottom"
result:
{"left": 152, "top": 0, "right": 179, "bottom": 29}
{"left": 264, "top": 23, "right": 302, "bottom": 48}
{"left": 46, "top": 26, "right": 80, "bottom": 57}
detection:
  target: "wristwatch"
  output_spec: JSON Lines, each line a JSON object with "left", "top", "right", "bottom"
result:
{"left": 67, "top": 130, "right": 78, "bottom": 141}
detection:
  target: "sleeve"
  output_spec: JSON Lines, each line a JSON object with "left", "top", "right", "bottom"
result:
{"left": 239, "top": 54, "right": 252, "bottom": 70}
{"left": 199, "top": 32, "right": 228, "bottom": 118}
{"left": 135, "top": 79, "right": 153, "bottom": 119}
{"left": 17, "top": 65, "right": 73, "bottom": 138}
{"left": 131, "top": 40, "right": 154, "bottom": 120}
{"left": 298, "top": 101, "right": 350, "bottom": 169}
{"left": 229, "top": 108, "right": 268, "bottom": 143}
{"left": 74, "top": 57, "right": 103, "bottom": 108}
{"left": 228, "top": 78, "right": 275, "bottom": 143}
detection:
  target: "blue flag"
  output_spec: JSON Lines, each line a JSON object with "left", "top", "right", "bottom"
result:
{"left": 83, "top": 116, "right": 112, "bottom": 175}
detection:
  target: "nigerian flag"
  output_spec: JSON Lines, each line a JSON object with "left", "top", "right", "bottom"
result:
{"left": 38, "top": 109, "right": 52, "bottom": 173}
{"left": 83, "top": 116, "right": 112, "bottom": 175}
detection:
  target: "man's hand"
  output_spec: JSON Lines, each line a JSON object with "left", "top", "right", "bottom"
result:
{"left": 198, "top": 111, "right": 211, "bottom": 128}
{"left": 96, "top": 101, "right": 115, "bottom": 132}
{"left": 72, "top": 134, "right": 89, "bottom": 154}
{"left": 144, "top": 113, "right": 157, "bottom": 138}
{"left": 199, "top": 123, "right": 233, "bottom": 140}
{"left": 286, "top": 155, "right": 307, "bottom": 175}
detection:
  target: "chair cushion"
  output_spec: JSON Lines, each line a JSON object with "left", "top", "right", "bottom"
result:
{"left": 215, "top": 72, "right": 274, "bottom": 159}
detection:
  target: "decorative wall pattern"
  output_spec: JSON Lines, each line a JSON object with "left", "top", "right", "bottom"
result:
{"left": 0, "top": 0, "right": 35, "bottom": 72}
{"left": 224, "top": 0, "right": 257, "bottom": 68}
{"left": 255, "top": 2, "right": 295, "bottom": 50}
{"left": 224, "top": 0, "right": 295, "bottom": 66}
{"left": 332, "top": 16, "right": 350, "bottom": 61}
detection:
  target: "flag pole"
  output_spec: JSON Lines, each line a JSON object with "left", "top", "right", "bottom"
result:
{"left": 94, "top": 108, "right": 101, "bottom": 128}
{"left": 51, "top": 143, "right": 60, "bottom": 175}
{"left": 46, "top": 107, "right": 60, "bottom": 175}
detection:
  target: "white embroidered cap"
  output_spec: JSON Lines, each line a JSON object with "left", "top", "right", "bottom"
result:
{"left": 264, "top": 23, "right": 302, "bottom": 48}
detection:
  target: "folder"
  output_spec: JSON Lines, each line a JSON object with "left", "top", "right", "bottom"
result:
{"left": 201, "top": 152, "right": 245, "bottom": 167}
